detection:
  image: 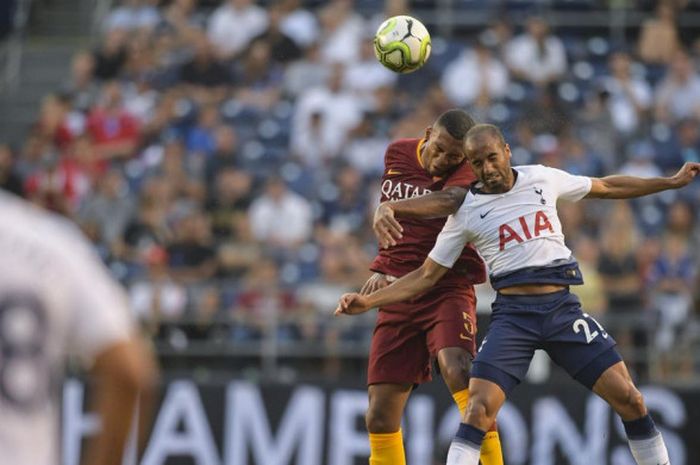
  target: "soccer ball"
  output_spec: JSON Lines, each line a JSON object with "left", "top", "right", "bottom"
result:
{"left": 374, "top": 15, "right": 431, "bottom": 74}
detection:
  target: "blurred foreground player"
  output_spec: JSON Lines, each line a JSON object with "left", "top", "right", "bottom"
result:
{"left": 0, "top": 190, "right": 157, "bottom": 465}
{"left": 340, "top": 124, "right": 700, "bottom": 465}
{"left": 360, "top": 110, "right": 503, "bottom": 465}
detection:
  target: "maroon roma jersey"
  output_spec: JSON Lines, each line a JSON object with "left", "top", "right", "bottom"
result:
{"left": 370, "top": 138, "right": 486, "bottom": 286}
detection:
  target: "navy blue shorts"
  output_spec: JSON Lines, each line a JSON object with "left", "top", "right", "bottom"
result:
{"left": 471, "top": 289, "right": 621, "bottom": 395}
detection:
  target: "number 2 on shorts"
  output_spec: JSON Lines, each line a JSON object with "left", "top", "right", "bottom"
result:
{"left": 572, "top": 312, "right": 609, "bottom": 344}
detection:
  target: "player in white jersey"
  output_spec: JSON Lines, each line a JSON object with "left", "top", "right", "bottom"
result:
{"left": 337, "top": 124, "right": 700, "bottom": 465}
{"left": 0, "top": 190, "right": 156, "bottom": 465}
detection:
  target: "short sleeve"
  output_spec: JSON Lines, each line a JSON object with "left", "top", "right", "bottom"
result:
{"left": 545, "top": 166, "right": 592, "bottom": 201}
{"left": 428, "top": 206, "right": 470, "bottom": 268}
{"left": 64, "top": 238, "right": 134, "bottom": 367}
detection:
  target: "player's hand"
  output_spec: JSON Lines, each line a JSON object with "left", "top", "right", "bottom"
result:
{"left": 334, "top": 293, "right": 371, "bottom": 316}
{"left": 359, "top": 273, "right": 390, "bottom": 295}
{"left": 373, "top": 202, "right": 403, "bottom": 249}
{"left": 671, "top": 162, "right": 700, "bottom": 188}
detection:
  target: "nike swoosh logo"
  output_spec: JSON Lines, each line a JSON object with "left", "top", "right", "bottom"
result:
{"left": 387, "top": 169, "right": 401, "bottom": 175}
{"left": 480, "top": 208, "right": 494, "bottom": 219}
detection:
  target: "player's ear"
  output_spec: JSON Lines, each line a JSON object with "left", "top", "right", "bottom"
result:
{"left": 504, "top": 143, "right": 512, "bottom": 159}
{"left": 424, "top": 126, "right": 432, "bottom": 140}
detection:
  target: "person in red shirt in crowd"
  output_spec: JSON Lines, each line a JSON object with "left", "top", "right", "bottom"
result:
{"left": 359, "top": 109, "right": 503, "bottom": 465}
{"left": 87, "top": 81, "right": 141, "bottom": 159}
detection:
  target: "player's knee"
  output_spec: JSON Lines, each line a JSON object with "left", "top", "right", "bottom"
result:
{"left": 622, "top": 385, "right": 646, "bottom": 418}
{"left": 365, "top": 406, "right": 398, "bottom": 434}
{"left": 441, "top": 362, "right": 470, "bottom": 387}
{"left": 464, "top": 395, "right": 496, "bottom": 428}
{"left": 609, "top": 381, "right": 646, "bottom": 419}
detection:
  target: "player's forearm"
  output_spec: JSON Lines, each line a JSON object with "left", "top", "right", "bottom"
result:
{"left": 388, "top": 186, "right": 466, "bottom": 218}
{"left": 589, "top": 175, "right": 676, "bottom": 199}
{"left": 365, "top": 265, "right": 443, "bottom": 308}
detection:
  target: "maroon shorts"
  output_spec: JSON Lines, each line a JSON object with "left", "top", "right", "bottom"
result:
{"left": 367, "top": 286, "right": 477, "bottom": 385}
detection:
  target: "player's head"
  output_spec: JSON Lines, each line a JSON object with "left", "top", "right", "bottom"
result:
{"left": 464, "top": 124, "right": 514, "bottom": 193}
{"left": 422, "top": 109, "right": 476, "bottom": 177}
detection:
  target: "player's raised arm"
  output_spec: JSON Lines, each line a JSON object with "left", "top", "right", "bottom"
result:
{"left": 335, "top": 258, "right": 450, "bottom": 315}
{"left": 373, "top": 186, "right": 467, "bottom": 248}
{"left": 586, "top": 161, "right": 700, "bottom": 199}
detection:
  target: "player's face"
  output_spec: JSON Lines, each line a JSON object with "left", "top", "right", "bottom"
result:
{"left": 422, "top": 126, "right": 466, "bottom": 177}
{"left": 465, "top": 137, "right": 513, "bottom": 193}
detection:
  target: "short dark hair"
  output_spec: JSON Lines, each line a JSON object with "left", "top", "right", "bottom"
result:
{"left": 465, "top": 123, "right": 506, "bottom": 146}
{"left": 434, "top": 109, "right": 477, "bottom": 140}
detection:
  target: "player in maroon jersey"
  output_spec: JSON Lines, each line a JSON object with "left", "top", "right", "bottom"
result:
{"left": 359, "top": 110, "right": 503, "bottom": 465}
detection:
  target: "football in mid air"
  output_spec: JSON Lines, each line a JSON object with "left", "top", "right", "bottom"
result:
{"left": 373, "top": 15, "right": 431, "bottom": 74}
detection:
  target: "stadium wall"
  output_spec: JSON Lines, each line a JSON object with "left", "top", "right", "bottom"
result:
{"left": 62, "top": 377, "right": 700, "bottom": 465}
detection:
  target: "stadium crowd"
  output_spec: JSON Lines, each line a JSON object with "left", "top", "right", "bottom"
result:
{"left": 1, "top": 0, "right": 699, "bottom": 381}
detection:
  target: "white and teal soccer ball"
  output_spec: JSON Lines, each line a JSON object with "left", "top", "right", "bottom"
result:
{"left": 374, "top": 15, "right": 431, "bottom": 74}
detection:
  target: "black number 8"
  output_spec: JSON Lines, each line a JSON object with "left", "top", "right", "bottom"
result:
{"left": 0, "top": 293, "right": 48, "bottom": 411}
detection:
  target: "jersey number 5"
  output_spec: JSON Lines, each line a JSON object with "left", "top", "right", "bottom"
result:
{"left": 572, "top": 312, "right": 609, "bottom": 344}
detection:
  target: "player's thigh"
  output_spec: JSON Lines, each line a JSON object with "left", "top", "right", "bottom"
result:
{"left": 592, "top": 361, "right": 647, "bottom": 421}
{"left": 544, "top": 294, "right": 620, "bottom": 389}
{"left": 368, "top": 311, "right": 432, "bottom": 385}
{"left": 470, "top": 312, "right": 539, "bottom": 395}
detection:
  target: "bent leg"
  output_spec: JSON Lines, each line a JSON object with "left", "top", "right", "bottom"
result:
{"left": 446, "top": 378, "right": 507, "bottom": 465}
{"left": 438, "top": 348, "right": 504, "bottom": 465}
{"left": 366, "top": 383, "right": 411, "bottom": 465}
{"left": 593, "top": 361, "right": 670, "bottom": 465}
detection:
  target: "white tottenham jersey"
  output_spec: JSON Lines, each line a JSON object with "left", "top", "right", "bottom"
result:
{"left": 0, "top": 191, "right": 133, "bottom": 465}
{"left": 429, "top": 165, "right": 592, "bottom": 279}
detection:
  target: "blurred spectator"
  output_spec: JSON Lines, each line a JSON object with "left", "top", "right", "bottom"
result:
{"left": 291, "top": 63, "right": 363, "bottom": 163}
{"left": 129, "top": 245, "right": 187, "bottom": 336}
{"left": 478, "top": 18, "right": 513, "bottom": 59}
{"left": 233, "top": 40, "right": 284, "bottom": 112}
{"left": 283, "top": 43, "right": 331, "bottom": 98}
{"left": 253, "top": 3, "right": 302, "bottom": 64}
{"left": 78, "top": 168, "right": 134, "bottom": 246}
{"left": 441, "top": 41, "right": 509, "bottom": 107}
{"left": 87, "top": 82, "right": 141, "bottom": 159}
{"left": 277, "top": 0, "right": 319, "bottom": 48}
{"left": 648, "top": 203, "right": 697, "bottom": 378}
{"left": 519, "top": 83, "right": 571, "bottom": 136}
{"left": 619, "top": 140, "right": 663, "bottom": 179}
{"left": 0, "top": 144, "right": 23, "bottom": 196}
{"left": 204, "top": 125, "right": 239, "bottom": 183}
{"left": 572, "top": 236, "right": 606, "bottom": 316}
{"left": 207, "top": 0, "right": 269, "bottom": 60}
{"left": 35, "top": 94, "right": 84, "bottom": 151}
{"left": 319, "top": 165, "right": 368, "bottom": 235}
{"left": 103, "top": 0, "right": 160, "bottom": 33}
{"left": 180, "top": 33, "right": 231, "bottom": 89}
{"left": 601, "top": 51, "right": 652, "bottom": 137}
{"left": 248, "top": 177, "right": 313, "bottom": 249}
{"left": 156, "top": 139, "right": 206, "bottom": 204}
{"left": 231, "top": 258, "right": 298, "bottom": 342}
{"left": 167, "top": 211, "right": 218, "bottom": 283}
{"left": 504, "top": 16, "right": 566, "bottom": 87}
{"left": 557, "top": 134, "right": 604, "bottom": 177}
{"left": 206, "top": 167, "right": 253, "bottom": 239}
{"left": 654, "top": 50, "right": 700, "bottom": 123}
{"left": 318, "top": 0, "right": 365, "bottom": 64}
{"left": 597, "top": 202, "right": 647, "bottom": 374}
{"left": 576, "top": 87, "right": 617, "bottom": 167}
{"left": 62, "top": 51, "right": 99, "bottom": 113}
{"left": 343, "top": 37, "right": 397, "bottom": 101}
{"left": 342, "top": 108, "right": 392, "bottom": 176}
{"left": 659, "top": 118, "right": 700, "bottom": 172}
{"left": 93, "top": 29, "right": 129, "bottom": 80}
{"left": 185, "top": 104, "right": 220, "bottom": 158}
{"left": 638, "top": 2, "right": 680, "bottom": 65}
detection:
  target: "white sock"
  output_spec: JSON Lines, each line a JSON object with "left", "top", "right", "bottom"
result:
{"left": 446, "top": 440, "right": 481, "bottom": 465}
{"left": 628, "top": 432, "right": 670, "bottom": 465}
